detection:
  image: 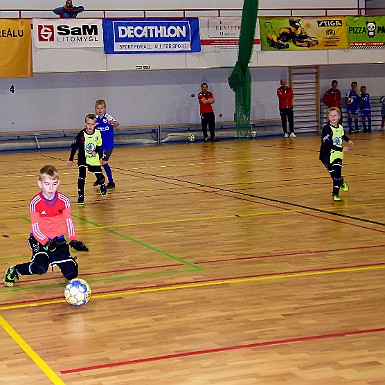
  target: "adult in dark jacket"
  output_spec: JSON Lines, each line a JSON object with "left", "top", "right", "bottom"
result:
{"left": 53, "top": 0, "right": 84, "bottom": 18}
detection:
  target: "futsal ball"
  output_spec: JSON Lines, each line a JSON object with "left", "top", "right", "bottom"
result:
{"left": 188, "top": 134, "right": 195, "bottom": 142}
{"left": 346, "top": 97, "right": 353, "bottom": 105}
{"left": 64, "top": 278, "right": 91, "bottom": 307}
{"left": 380, "top": 96, "right": 385, "bottom": 104}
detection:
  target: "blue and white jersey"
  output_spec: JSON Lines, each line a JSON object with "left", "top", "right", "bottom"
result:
{"left": 96, "top": 113, "right": 116, "bottom": 150}
{"left": 360, "top": 93, "right": 371, "bottom": 113}
{"left": 346, "top": 90, "right": 360, "bottom": 113}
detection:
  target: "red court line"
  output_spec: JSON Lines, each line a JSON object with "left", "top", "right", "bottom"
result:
{"left": 194, "top": 244, "right": 385, "bottom": 264}
{"left": 60, "top": 327, "right": 385, "bottom": 374}
{"left": 3, "top": 261, "right": 384, "bottom": 308}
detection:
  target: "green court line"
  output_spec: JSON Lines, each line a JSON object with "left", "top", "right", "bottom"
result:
{"left": 1, "top": 215, "right": 201, "bottom": 292}
{"left": 72, "top": 214, "right": 202, "bottom": 271}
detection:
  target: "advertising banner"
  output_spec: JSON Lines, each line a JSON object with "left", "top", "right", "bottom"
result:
{"left": 33, "top": 19, "right": 103, "bottom": 48}
{"left": 103, "top": 18, "right": 201, "bottom": 54}
{"left": 0, "top": 19, "right": 32, "bottom": 78}
{"left": 199, "top": 17, "right": 260, "bottom": 51}
{"left": 260, "top": 16, "right": 348, "bottom": 51}
{"left": 347, "top": 16, "right": 385, "bottom": 48}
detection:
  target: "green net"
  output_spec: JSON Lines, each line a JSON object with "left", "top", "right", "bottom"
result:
{"left": 228, "top": 0, "right": 259, "bottom": 137}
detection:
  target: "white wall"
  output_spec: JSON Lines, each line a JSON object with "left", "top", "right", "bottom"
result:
{"left": 0, "top": 68, "right": 282, "bottom": 132}
{"left": 2, "top": 64, "right": 385, "bottom": 133}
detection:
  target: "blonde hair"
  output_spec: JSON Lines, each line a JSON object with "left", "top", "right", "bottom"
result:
{"left": 39, "top": 165, "right": 59, "bottom": 181}
{"left": 327, "top": 107, "right": 341, "bottom": 116}
{"left": 95, "top": 99, "right": 106, "bottom": 108}
{"left": 85, "top": 113, "right": 97, "bottom": 122}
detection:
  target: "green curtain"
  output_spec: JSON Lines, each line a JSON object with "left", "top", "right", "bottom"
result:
{"left": 228, "top": 0, "right": 259, "bottom": 137}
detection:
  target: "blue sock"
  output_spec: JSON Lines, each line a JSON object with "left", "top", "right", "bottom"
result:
{"left": 348, "top": 117, "right": 352, "bottom": 131}
{"left": 354, "top": 119, "right": 359, "bottom": 130}
{"left": 103, "top": 164, "right": 113, "bottom": 183}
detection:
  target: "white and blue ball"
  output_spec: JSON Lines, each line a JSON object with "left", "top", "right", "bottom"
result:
{"left": 64, "top": 278, "right": 91, "bottom": 307}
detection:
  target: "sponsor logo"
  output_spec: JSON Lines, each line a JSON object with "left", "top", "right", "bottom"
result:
{"left": 38, "top": 25, "right": 54, "bottom": 41}
{"left": 36, "top": 23, "right": 99, "bottom": 43}
{"left": 317, "top": 20, "right": 343, "bottom": 27}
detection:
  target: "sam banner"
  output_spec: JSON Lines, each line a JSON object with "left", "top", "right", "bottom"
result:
{"left": 33, "top": 19, "right": 103, "bottom": 48}
{"left": 347, "top": 16, "right": 385, "bottom": 48}
{"left": 260, "top": 16, "right": 347, "bottom": 51}
{"left": 103, "top": 18, "right": 201, "bottom": 54}
{"left": 0, "top": 19, "right": 32, "bottom": 78}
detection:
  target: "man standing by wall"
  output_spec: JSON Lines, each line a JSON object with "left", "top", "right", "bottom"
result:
{"left": 198, "top": 83, "right": 216, "bottom": 142}
{"left": 277, "top": 78, "right": 295, "bottom": 138}
{"left": 323, "top": 80, "right": 342, "bottom": 123}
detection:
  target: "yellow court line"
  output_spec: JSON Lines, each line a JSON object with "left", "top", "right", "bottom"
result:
{"left": 2, "top": 264, "right": 384, "bottom": 311}
{"left": 1, "top": 209, "right": 297, "bottom": 238}
{"left": 0, "top": 315, "right": 66, "bottom": 385}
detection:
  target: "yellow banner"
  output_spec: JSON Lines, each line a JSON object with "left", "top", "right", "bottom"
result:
{"left": 0, "top": 19, "right": 32, "bottom": 78}
{"left": 260, "top": 17, "right": 348, "bottom": 50}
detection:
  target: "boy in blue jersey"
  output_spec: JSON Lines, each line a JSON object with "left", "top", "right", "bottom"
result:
{"left": 345, "top": 81, "right": 361, "bottom": 134}
{"left": 94, "top": 100, "right": 120, "bottom": 189}
{"left": 359, "top": 86, "right": 371, "bottom": 133}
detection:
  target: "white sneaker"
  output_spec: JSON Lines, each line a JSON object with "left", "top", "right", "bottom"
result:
{"left": 284, "top": 133, "right": 289, "bottom": 138}
{"left": 289, "top": 132, "right": 296, "bottom": 138}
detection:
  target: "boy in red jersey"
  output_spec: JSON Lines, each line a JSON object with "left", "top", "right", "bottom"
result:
{"left": 198, "top": 83, "right": 216, "bottom": 141}
{"left": 3, "top": 165, "right": 88, "bottom": 287}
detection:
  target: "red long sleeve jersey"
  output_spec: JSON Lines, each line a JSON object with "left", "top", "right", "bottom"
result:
{"left": 277, "top": 86, "right": 294, "bottom": 109}
{"left": 30, "top": 192, "right": 76, "bottom": 246}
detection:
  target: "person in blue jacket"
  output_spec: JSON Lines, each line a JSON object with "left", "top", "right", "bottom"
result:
{"left": 53, "top": 0, "right": 84, "bottom": 18}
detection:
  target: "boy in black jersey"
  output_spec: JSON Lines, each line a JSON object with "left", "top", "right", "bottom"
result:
{"left": 68, "top": 114, "right": 107, "bottom": 205}
{"left": 319, "top": 107, "right": 353, "bottom": 201}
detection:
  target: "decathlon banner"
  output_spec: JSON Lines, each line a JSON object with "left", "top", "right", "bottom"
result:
{"left": 260, "top": 16, "right": 348, "bottom": 51}
{"left": 0, "top": 19, "right": 32, "bottom": 78}
{"left": 347, "top": 16, "right": 385, "bottom": 48}
{"left": 102, "top": 18, "right": 201, "bottom": 54}
{"left": 199, "top": 17, "right": 260, "bottom": 51}
{"left": 33, "top": 19, "right": 103, "bottom": 48}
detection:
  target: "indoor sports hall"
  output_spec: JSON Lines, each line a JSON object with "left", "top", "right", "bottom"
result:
{"left": 1, "top": 1, "right": 385, "bottom": 385}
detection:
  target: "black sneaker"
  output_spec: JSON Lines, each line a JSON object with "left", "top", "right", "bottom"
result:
{"left": 106, "top": 182, "right": 115, "bottom": 189}
{"left": 100, "top": 184, "right": 107, "bottom": 196}
{"left": 4, "top": 266, "right": 19, "bottom": 287}
{"left": 93, "top": 180, "right": 100, "bottom": 187}
{"left": 77, "top": 195, "right": 84, "bottom": 205}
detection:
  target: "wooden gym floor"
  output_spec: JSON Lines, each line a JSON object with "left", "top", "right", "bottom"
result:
{"left": 1, "top": 133, "right": 385, "bottom": 385}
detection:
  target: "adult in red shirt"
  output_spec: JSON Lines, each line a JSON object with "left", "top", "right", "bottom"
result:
{"left": 322, "top": 80, "right": 342, "bottom": 123}
{"left": 198, "top": 83, "right": 216, "bottom": 141}
{"left": 277, "top": 78, "right": 295, "bottom": 138}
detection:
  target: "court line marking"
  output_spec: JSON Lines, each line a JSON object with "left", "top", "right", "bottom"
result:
{"left": 3, "top": 243, "right": 383, "bottom": 294}
{"left": 60, "top": 326, "right": 385, "bottom": 374}
{"left": 0, "top": 315, "right": 66, "bottom": 384}
{"left": 73, "top": 215, "right": 202, "bottom": 271}
{"left": 1, "top": 262, "right": 385, "bottom": 310}
{"left": 118, "top": 167, "right": 385, "bottom": 228}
